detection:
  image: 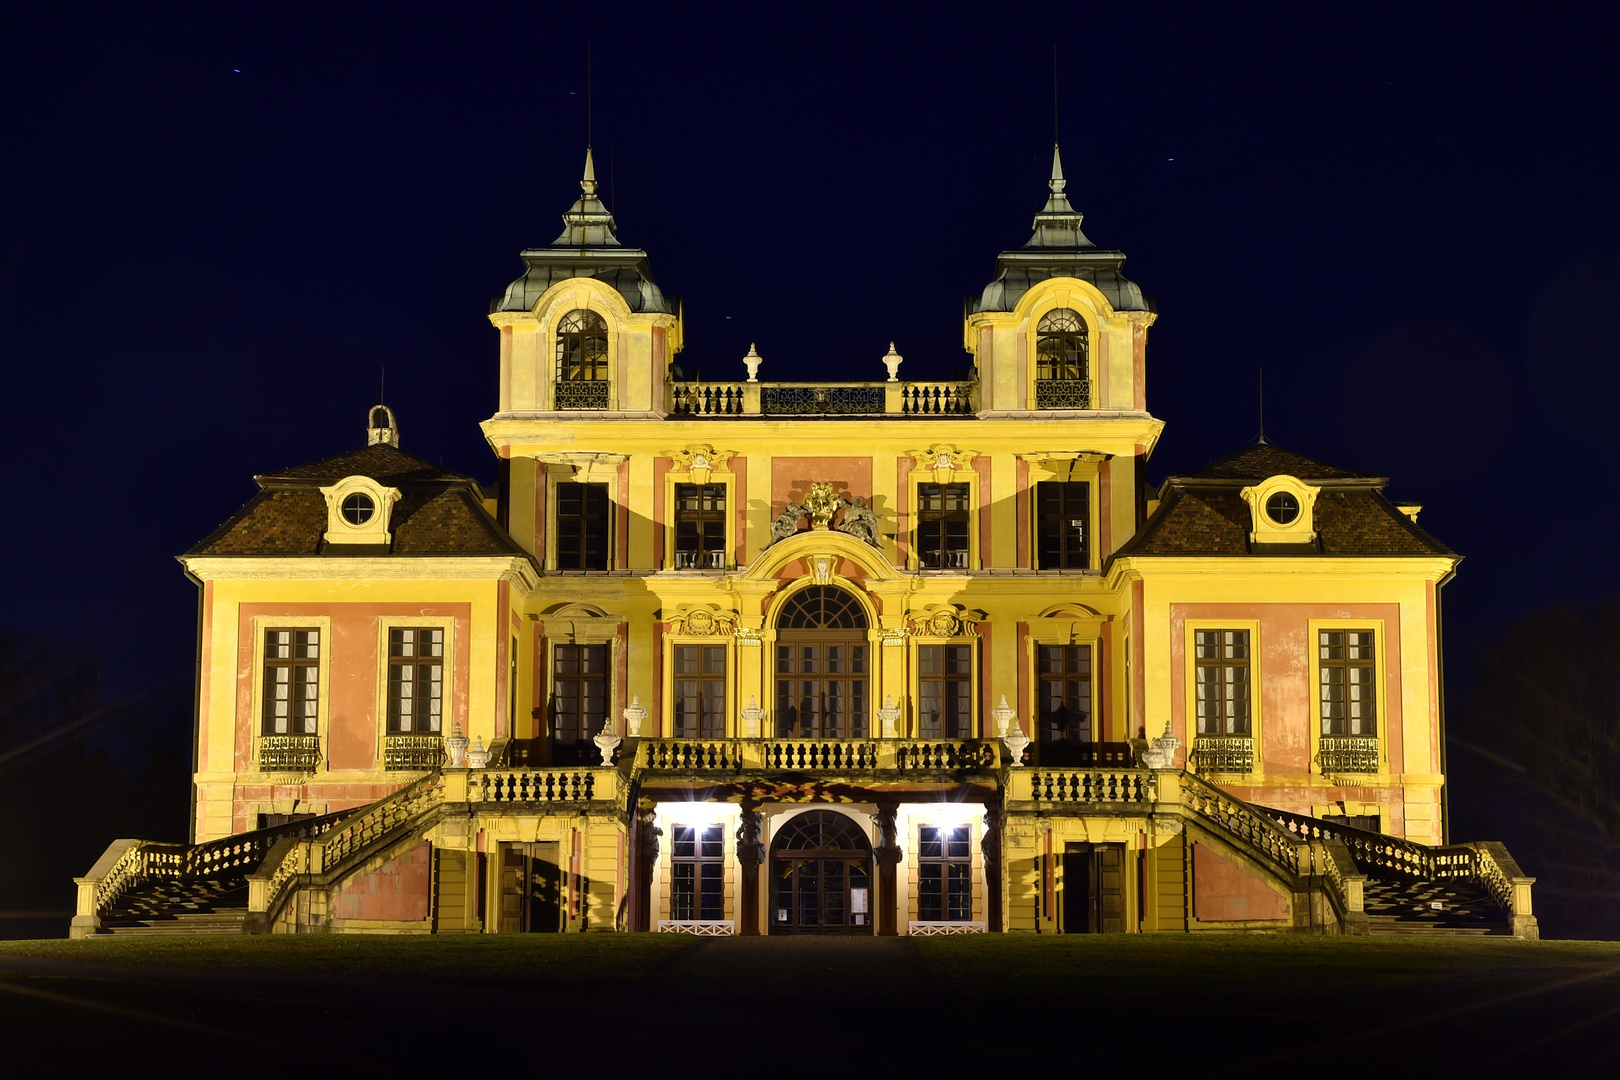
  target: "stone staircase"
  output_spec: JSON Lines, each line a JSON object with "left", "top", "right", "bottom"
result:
{"left": 98, "top": 879, "right": 249, "bottom": 936}
{"left": 1362, "top": 876, "right": 1510, "bottom": 936}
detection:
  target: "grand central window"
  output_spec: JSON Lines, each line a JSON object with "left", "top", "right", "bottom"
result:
{"left": 555, "top": 482, "right": 609, "bottom": 570}
{"left": 552, "top": 644, "right": 607, "bottom": 765}
{"left": 674, "top": 483, "right": 726, "bottom": 568}
{"left": 1036, "top": 481, "right": 1090, "bottom": 569}
{"left": 1034, "top": 308, "right": 1090, "bottom": 409}
{"left": 673, "top": 645, "right": 726, "bottom": 739}
{"left": 916, "top": 483, "right": 970, "bottom": 569}
{"left": 555, "top": 309, "right": 609, "bottom": 409}
{"left": 1038, "top": 644, "right": 1093, "bottom": 764}
{"left": 775, "top": 587, "right": 869, "bottom": 739}
{"left": 919, "top": 645, "right": 972, "bottom": 738}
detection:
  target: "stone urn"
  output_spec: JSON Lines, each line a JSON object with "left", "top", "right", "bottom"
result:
{"left": 876, "top": 694, "right": 901, "bottom": 738}
{"left": 740, "top": 696, "right": 764, "bottom": 738}
{"left": 1140, "top": 721, "right": 1182, "bottom": 770}
{"left": 743, "top": 343, "right": 762, "bottom": 382}
{"left": 991, "top": 695, "right": 1029, "bottom": 766}
{"left": 882, "top": 343, "right": 903, "bottom": 382}
{"left": 623, "top": 696, "right": 647, "bottom": 738}
{"left": 445, "top": 723, "right": 469, "bottom": 768}
{"left": 465, "top": 735, "right": 490, "bottom": 770}
{"left": 593, "top": 720, "right": 622, "bottom": 765}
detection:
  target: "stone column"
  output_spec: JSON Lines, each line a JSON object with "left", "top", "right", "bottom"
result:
{"left": 874, "top": 802, "right": 902, "bottom": 936}
{"left": 736, "top": 805, "right": 766, "bottom": 935}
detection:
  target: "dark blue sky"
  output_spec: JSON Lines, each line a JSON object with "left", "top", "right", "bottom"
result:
{"left": 2, "top": 0, "right": 1617, "bottom": 723}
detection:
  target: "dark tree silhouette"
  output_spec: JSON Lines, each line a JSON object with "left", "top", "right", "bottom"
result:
{"left": 1455, "top": 598, "right": 1620, "bottom": 939}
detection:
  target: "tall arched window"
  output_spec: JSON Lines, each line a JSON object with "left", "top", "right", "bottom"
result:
{"left": 555, "top": 309, "right": 610, "bottom": 409}
{"left": 1035, "top": 308, "right": 1090, "bottom": 409}
{"left": 774, "top": 587, "right": 869, "bottom": 738}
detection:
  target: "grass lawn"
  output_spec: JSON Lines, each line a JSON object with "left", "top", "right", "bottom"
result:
{"left": 3, "top": 934, "right": 1618, "bottom": 1076}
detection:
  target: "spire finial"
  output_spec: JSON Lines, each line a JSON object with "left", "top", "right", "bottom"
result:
{"left": 581, "top": 147, "right": 598, "bottom": 195}
{"left": 1050, "top": 143, "right": 1066, "bottom": 195}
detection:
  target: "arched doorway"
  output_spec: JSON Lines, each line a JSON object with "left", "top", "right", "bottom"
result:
{"left": 774, "top": 586, "right": 870, "bottom": 739}
{"left": 770, "top": 810, "right": 874, "bottom": 934}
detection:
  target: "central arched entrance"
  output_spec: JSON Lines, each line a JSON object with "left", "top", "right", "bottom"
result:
{"left": 770, "top": 810, "right": 874, "bottom": 934}
{"left": 774, "top": 586, "right": 870, "bottom": 739}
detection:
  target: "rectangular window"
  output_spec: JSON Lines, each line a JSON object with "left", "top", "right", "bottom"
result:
{"left": 918, "top": 826, "right": 972, "bottom": 921}
{"left": 919, "top": 645, "right": 972, "bottom": 738}
{"left": 262, "top": 629, "right": 319, "bottom": 735}
{"left": 916, "top": 483, "right": 970, "bottom": 569}
{"left": 670, "top": 824, "right": 725, "bottom": 921}
{"left": 555, "top": 482, "right": 609, "bottom": 571}
{"left": 673, "top": 484, "right": 727, "bottom": 569}
{"left": 387, "top": 628, "right": 444, "bottom": 734}
{"left": 1038, "top": 644, "right": 1093, "bottom": 753}
{"left": 1036, "top": 481, "right": 1090, "bottom": 569}
{"left": 1319, "top": 630, "right": 1376, "bottom": 736}
{"left": 774, "top": 642, "right": 868, "bottom": 738}
{"left": 1194, "top": 630, "right": 1251, "bottom": 735}
{"left": 552, "top": 644, "right": 608, "bottom": 765}
{"left": 674, "top": 645, "right": 726, "bottom": 739}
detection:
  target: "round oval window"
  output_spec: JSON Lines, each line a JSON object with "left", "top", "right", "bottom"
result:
{"left": 341, "top": 492, "right": 375, "bottom": 525}
{"left": 1265, "top": 491, "right": 1300, "bottom": 525}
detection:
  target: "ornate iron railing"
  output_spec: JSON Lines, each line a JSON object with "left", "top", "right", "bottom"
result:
{"left": 1179, "top": 771, "right": 1302, "bottom": 875}
{"left": 1191, "top": 735, "right": 1254, "bottom": 774}
{"left": 384, "top": 734, "right": 445, "bottom": 771}
{"left": 1034, "top": 377, "right": 1091, "bottom": 409}
{"left": 258, "top": 734, "right": 320, "bottom": 772}
{"left": 1318, "top": 736, "right": 1380, "bottom": 773}
{"left": 555, "top": 380, "right": 610, "bottom": 409}
{"left": 761, "top": 385, "right": 886, "bottom": 414}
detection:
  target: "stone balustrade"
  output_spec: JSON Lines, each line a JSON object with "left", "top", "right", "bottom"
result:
{"left": 668, "top": 380, "right": 975, "bottom": 417}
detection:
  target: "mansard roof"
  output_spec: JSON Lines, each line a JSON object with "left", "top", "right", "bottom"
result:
{"left": 491, "top": 148, "right": 673, "bottom": 316}
{"left": 1113, "top": 441, "right": 1453, "bottom": 559}
{"left": 971, "top": 145, "right": 1150, "bottom": 316}
{"left": 185, "top": 438, "right": 526, "bottom": 560}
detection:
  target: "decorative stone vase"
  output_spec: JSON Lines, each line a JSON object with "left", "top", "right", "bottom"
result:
{"left": 465, "top": 735, "right": 490, "bottom": 770}
{"left": 593, "top": 721, "right": 622, "bottom": 765}
{"left": 991, "top": 694, "right": 1017, "bottom": 737}
{"left": 445, "top": 723, "right": 469, "bottom": 768}
{"left": 1002, "top": 724, "right": 1031, "bottom": 768}
{"left": 623, "top": 696, "right": 647, "bottom": 737}
{"left": 804, "top": 482, "right": 839, "bottom": 530}
{"left": 741, "top": 696, "right": 764, "bottom": 738}
{"left": 882, "top": 343, "right": 903, "bottom": 382}
{"left": 743, "top": 343, "right": 762, "bottom": 382}
{"left": 1141, "top": 721, "right": 1182, "bottom": 770}
{"left": 876, "top": 695, "right": 901, "bottom": 738}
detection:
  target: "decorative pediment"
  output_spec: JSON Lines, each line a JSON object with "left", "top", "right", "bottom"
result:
{"left": 906, "top": 443, "right": 980, "bottom": 483}
{"left": 665, "top": 605, "right": 738, "bottom": 637}
{"left": 663, "top": 444, "right": 736, "bottom": 483}
{"left": 908, "top": 604, "right": 985, "bottom": 638}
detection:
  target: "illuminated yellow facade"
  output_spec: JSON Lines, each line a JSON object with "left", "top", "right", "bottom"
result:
{"left": 72, "top": 147, "right": 1536, "bottom": 941}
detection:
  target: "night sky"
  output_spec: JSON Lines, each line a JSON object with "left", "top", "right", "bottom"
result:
{"left": 3, "top": 6, "right": 1617, "bottom": 833}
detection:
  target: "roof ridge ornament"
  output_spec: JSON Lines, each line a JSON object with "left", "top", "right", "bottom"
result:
{"left": 367, "top": 404, "right": 399, "bottom": 447}
{"left": 1026, "top": 141, "right": 1089, "bottom": 248}
{"left": 554, "top": 145, "right": 620, "bottom": 247}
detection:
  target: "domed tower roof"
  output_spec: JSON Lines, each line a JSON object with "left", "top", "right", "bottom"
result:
{"left": 971, "top": 144, "right": 1150, "bottom": 315}
{"left": 491, "top": 148, "right": 674, "bottom": 315}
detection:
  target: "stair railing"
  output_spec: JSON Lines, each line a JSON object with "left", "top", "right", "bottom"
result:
{"left": 1177, "top": 771, "right": 1303, "bottom": 876}
{"left": 1468, "top": 841, "right": 1539, "bottom": 939}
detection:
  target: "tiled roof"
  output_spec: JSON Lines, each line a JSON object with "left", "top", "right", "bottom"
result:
{"left": 1113, "top": 442, "right": 1453, "bottom": 560}
{"left": 187, "top": 444, "right": 525, "bottom": 559}
{"left": 256, "top": 443, "right": 470, "bottom": 486}
{"left": 1180, "top": 442, "right": 1379, "bottom": 482}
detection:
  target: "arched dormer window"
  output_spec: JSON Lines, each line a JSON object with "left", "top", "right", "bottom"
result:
{"left": 1034, "top": 308, "right": 1090, "bottom": 409}
{"left": 555, "top": 309, "right": 610, "bottom": 409}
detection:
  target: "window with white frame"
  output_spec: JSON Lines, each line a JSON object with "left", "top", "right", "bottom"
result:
{"left": 670, "top": 824, "right": 724, "bottom": 921}
{"left": 918, "top": 826, "right": 972, "bottom": 921}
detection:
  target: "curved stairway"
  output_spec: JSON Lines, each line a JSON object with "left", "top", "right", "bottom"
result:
{"left": 1361, "top": 876, "right": 1510, "bottom": 936}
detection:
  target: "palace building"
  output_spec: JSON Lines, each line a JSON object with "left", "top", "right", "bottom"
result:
{"left": 73, "top": 147, "right": 1536, "bottom": 940}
